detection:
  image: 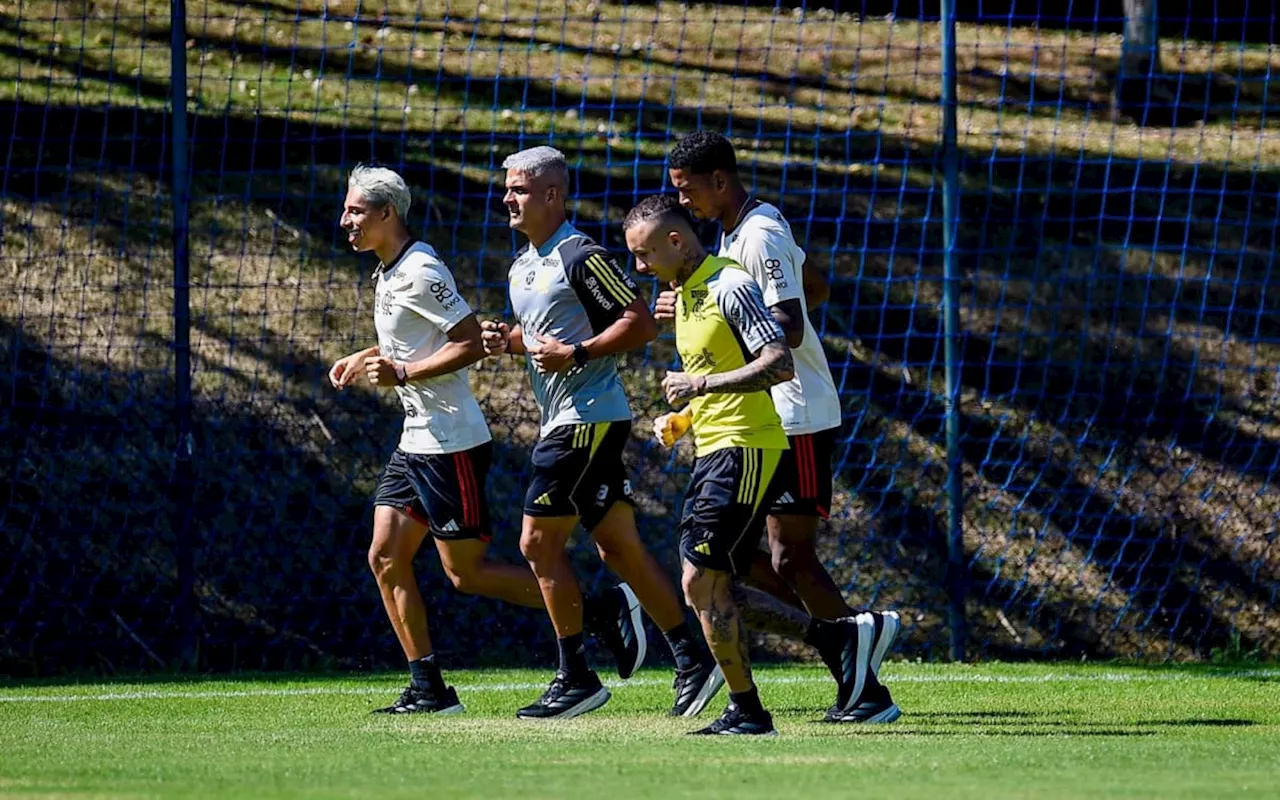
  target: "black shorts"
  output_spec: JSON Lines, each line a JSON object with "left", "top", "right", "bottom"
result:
{"left": 524, "top": 420, "right": 635, "bottom": 532}
{"left": 373, "top": 443, "right": 492, "bottom": 540}
{"left": 768, "top": 428, "right": 836, "bottom": 518}
{"left": 679, "top": 446, "right": 786, "bottom": 575}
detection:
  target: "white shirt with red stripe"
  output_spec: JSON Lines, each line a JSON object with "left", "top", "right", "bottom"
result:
{"left": 373, "top": 240, "right": 492, "bottom": 455}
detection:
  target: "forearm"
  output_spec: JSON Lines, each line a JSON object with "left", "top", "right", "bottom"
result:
{"left": 403, "top": 341, "right": 485, "bottom": 382}
{"left": 581, "top": 316, "right": 655, "bottom": 360}
{"left": 351, "top": 344, "right": 380, "bottom": 360}
{"left": 700, "top": 344, "right": 794, "bottom": 395}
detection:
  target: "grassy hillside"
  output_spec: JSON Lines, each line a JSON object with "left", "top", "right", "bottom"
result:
{"left": 1, "top": 0, "right": 1277, "bottom": 674}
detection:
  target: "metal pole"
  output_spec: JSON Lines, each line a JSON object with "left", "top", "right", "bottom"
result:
{"left": 170, "top": 0, "right": 195, "bottom": 668}
{"left": 940, "top": 0, "right": 968, "bottom": 661}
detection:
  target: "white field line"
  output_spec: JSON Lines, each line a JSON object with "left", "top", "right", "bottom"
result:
{"left": 2, "top": 669, "right": 1277, "bottom": 704}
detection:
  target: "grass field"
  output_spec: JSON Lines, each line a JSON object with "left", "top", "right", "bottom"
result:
{"left": 2, "top": 663, "right": 1279, "bottom": 799}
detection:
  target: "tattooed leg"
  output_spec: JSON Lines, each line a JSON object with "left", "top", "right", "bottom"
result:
{"left": 731, "top": 581, "right": 811, "bottom": 640}
{"left": 682, "top": 560, "right": 754, "bottom": 693}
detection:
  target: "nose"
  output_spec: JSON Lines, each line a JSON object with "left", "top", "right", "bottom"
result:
{"left": 503, "top": 190, "right": 516, "bottom": 205}
{"left": 678, "top": 195, "right": 692, "bottom": 208}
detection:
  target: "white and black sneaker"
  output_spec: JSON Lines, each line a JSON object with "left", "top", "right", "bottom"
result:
{"left": 372, "top": 685, "right": 465, "bottom": 715}
{"left": 867, "top": 610, "right": 900, "bottom": 676}
{"left": 824, "top": 679, "right": 901, "bottom": 724}
{"left": 689, "top": 702, "right": 778, "bottom": 736}
{"left": 516, "top": 671, "right": 611, "bottom": 720}
{"left": 669, "top": 660, "right": 725, "bottom": 718}
{"left": 585, "top": 583, "right": 647, "bottom": 680}
{"left": 816, "top": 612, "right": 875, "bottom": 714}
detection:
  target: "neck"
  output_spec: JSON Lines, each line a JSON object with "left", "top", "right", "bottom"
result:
{"left": 720, "top": 185, "right": 752, "bottom": 231}
{"left": 375, "top": 228, "right": 413, "bottom": 266}
{"left": 526, "top": 214, "right": 566, "bottom": 251}
{"left": 673, "top": 248, "right": 707, "bottom": 286}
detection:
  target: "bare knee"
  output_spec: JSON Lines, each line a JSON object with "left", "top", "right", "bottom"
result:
{"left": 520, "top": 525, "right": 563, "bottom": 566}
{"left": 682, "top": 564, "right": 714, "bottom": 612}
{"left": 367, "top": 541, "right": 401, "bottom": 583}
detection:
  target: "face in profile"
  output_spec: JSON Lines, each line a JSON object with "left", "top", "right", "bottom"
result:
{"left": 668, "top": 167, "right": 726, "bottom": 221}
{"left": 503, "top": 169, "right": 560, "bottom": 234}
{"left": 339, "top": 187, "right": 391, "bottom": 253}
{"left": 625, "top": 216, "right": 687, "bottom": 286}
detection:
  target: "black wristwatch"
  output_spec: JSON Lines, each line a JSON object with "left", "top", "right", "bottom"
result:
{"left": 572, "top": 343, "right": 590, "bottom": 369}
{"left": 394, "top": 363, "right": 408, "bottom": 386}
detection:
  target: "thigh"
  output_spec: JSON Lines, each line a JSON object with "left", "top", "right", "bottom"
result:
{"left": 407, "top": 442, "right": 493, "bottom": 541}
{"left": 371, "top": 503, "right": 431, "bottom": 560}
{"left": 768, "top": 429, "right": 835, "bottom": 519}
{"left": 679, "top": 447, "right": 783, "bottom": 576}
{"left": 524, "top": 421, "right": 634, "bottom": 532}
{"left": 373, "top": 449, "right": 431, "bottom": 528}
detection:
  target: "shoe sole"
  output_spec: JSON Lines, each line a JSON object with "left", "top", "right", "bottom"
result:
{"left": 870, "top": 611, "right": 900, "bottom": 676}
{"left": 837, "top": 613, "right": 875, "bottom": 714}
{"left": 517, "top": 687, "right": 611, "bottom": 721}
{"left": 679, "top": 664, "right": 726, "bottom": 718}
{"left": 617, "top": 583, "right": 647, "bottom": 680}
{"left": 833, "top": 703, "right": 902, "bottom": 724}
{"left": 374, "top": 702, "right": 466, "bottom": 715}
{"left": 716, "top": 729, "right": 779, "bottom": 737}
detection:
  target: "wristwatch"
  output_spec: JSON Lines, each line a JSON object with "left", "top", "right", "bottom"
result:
{"left": 394, "top": 363, "right": 408, "bottom": 386}
{"left": 572, "top": 344, "right": 590, "bottom": 369}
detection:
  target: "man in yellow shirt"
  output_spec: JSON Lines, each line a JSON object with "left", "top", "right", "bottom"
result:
{"left": 623, "top": 194, "right": 796, "bottom": 735}
{"left": 625, "top": 194, "right": 902, "bottom": 733}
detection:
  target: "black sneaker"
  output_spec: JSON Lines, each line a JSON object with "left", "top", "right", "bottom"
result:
{"left": 867, "top": 610, "right": 900, "bottom": 676}
{"left": 688, "top": 702, "right": 778, "bottom": 736}
{"left": 669, "top": 660, "right": 725, "bottom": 718}
{"left": 815, "top": 612, "right": 874, "bottom": 714}
{"left": 824, "top": 679, "right": 901, "bottom": 724}
{"left": 372, "top": 685, "right": 465, "bottom": 715}
{"left": 516, "top": 672, "right": 611, "bottom": 720}
{"left": 584, "top": 583, "right": 647, "bottom": 680}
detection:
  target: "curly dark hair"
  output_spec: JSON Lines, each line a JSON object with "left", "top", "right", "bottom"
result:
{"left": 667, "top": 130, "right": 738, "bottom": 175}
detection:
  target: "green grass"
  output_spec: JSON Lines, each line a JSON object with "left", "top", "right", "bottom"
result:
{"left": 3, "top": 663, "right": 1279, "bottom": 799}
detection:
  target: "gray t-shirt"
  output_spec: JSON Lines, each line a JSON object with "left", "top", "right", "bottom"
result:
{"left": 509, "top": 222, "right": 639, "bottom": 435}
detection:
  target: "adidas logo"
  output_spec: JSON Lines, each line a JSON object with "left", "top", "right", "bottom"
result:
{"left": 440, "top": 519, "right": 460, "bottom": 532}
{"left": 534, "top": 492, "right": 553, "bottom": 506}
{"left": 694, "top": 542, "right": 711, "bottom": 556}
{"left": 778, "top": 492, "right": 795, "bottom": 504}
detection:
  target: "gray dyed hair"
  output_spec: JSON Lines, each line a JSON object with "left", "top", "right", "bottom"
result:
{"left": 348, "top": 164, "right": 411, "bottom": 221}
{"left": 502, "top": 146, "right": 570, "bottom": 187}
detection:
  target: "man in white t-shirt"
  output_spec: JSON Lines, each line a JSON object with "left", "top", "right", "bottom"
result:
{"left": 655, "top": 132, "right": 901, "bottom": 722}
{"left": 328, "top": 165, "right": 631, "bottom": 716}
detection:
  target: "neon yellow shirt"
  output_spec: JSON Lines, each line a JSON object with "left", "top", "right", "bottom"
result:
{"left": 675, "top": 256, "right": 790, "bottom": 457}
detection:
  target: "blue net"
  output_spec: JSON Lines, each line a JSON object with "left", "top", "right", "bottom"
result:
{"left": 1, "top": 0, "right": 1277, "bottom": 674}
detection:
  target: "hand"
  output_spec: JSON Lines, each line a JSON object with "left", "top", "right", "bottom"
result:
{"left": 480, "top": 320, "right": 510, "bottom": 356}
{"left": 653, "top": 287, "right": 678, "bottom": 322}
{"left": 662, "top": 371, "right": 706, "bottom": 407}
{"left": 653, "top": 410, "right": 693, "bottom": 447}
{"left": 365, "top": 356, "right": 404, "bottom": 388}
{"left": 528, "top": 333, "right": 575, "bottom": 374}
{"left": 328, "top": 352, "right": 368, "bottom": 390}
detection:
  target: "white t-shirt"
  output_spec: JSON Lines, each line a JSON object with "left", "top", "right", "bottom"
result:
{"left": 718, "top": 201, "right": 842, "bottom": 436}
{"left": 373, "top": 241, "right": 491, "bottom": 454}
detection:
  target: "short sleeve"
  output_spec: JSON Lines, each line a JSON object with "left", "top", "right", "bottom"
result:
{"left": 736, "top": 223, "right": 804, "bottom": 308}
{"left": 400, "top": 257, "right": 474, "bottom": 332}
{"left": 717, "top": 270, "right": 786, "bottom": 355}
{"left": 563, "top": 242, "right": 640, "bottom": 331}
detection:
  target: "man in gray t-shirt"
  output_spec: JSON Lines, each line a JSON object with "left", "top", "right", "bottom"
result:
{"left": 481, "top": 147, "right": 723, "bottom": 722}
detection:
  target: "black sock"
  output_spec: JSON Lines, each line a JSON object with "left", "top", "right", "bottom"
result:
{"left": 662, "top": 622, "right": 701, "bottom": 672}
{"left": 803, "top": 617, "right": 841, "bottom": 651}
{"left": 730, "top": 686, "right": 765, "bottom": 715}
{"left": 558, "top": 632, "right": 590, "bottom": 679}
{"left": 408, "top": 653, "right": 446, "bottom": 694}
